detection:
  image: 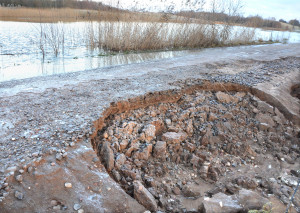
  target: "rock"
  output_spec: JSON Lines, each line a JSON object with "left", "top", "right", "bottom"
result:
{"left": 112, "top": 169, "right": 122, "bottom": 181}
{"left": 162, "top": 132, "right": 187, "bottom": 144}
{"left": 119, "top": 140, "right": 129, "bottom": 150}
{"left": 153, "top": 141, "right": 167, "bottom": 159}
{"left": 190, "top": 154, "right": 200, "bottom": 168}
{"left": 78, "top": 209, "right": 84, "bottom": 213}
{"left": 133, "top": 181, "right": 157, "bottom": 211}
{"left": 144, "top": 125, "right": 156, "bottom": 141}
{"left": 50, "top": 200, "right": 58, "bottom": 206}
{"left": 222, "top": 112, "right": 233, "bottom": 120}
{"left": 53, "top": 205, "right": 61, "bottom": 210}
{"left": 15, "top": 175, "right": 23, "bottom": 182}
{"left": 225, "top": 182, "right": 240, "bottom": 194}
{"left": 201, "top": 193, "right": 242, "bottom": 213}
{"left": 182, "top": 184, "right": 201, "bottom": 197}
{"left": 235, "top": 176, "right": 258, "bottom": 189}
{"left": 32, "top": 152, "right": 39, "bottom": 157}
{"left": 115, "top": 154, "right": 126, "bottom": 169}
{"left": 201, "top": 131, "right": 213, "bottom": 146}
{"left": 195, "top": 94, "right": 206, "bottom": 103}
{"left": 145, "top": 177, "right": 156, "bottom": 187}
{"left": 133, "top": 144, "right": 153, "bottom": 160}
{"left": 281, "top": 174, "right": 299, "bottom": 187}
{"left": 64, "top": 182, "right": 72, "bottom": 188}
{"left": 56, "top": 153, "right": 63, "bottom": 161}
{"left": 6, "top": 166, "right": 17, "bottom": 174}
{"left": 237, "top": 189, "right": 269, "bottom": 211}
{"left": 186, "top": 119, "right": 194, "bottom": 135}
{"left": 14, "top": 191, "right": 24, "bottom": 200}
{"left": 208, "top": 113, "right": 218, "bottom": 121}
{"left": 199, "top": 112, "right": 208, "bottom": 121}
{"left": 291, "top": 170, "right": 300, "bottom": 177}
{"left": 122, "top": 169, "right": 139, "bottom": 180}
{"left": 173, "top": 187, "right": 181, "bottom": 195}
{"left": 256, "top": 100, "right": 274, "bottom": 114}
{"left": 102, "top": 142, "right": 114, "bottom": 171}
{"left": 125, "top": 142, "right": 140, "bottom": 157}
{"left": 185, "top": 142, "right": 196, "bottom": 152}
{"left": 73, "top": 203, "right": 81, "bottom": 211}
{"left": 208, "top": 166, "right": 219, "bottom": 181}
{"left": 255, "top": 113, "right": 275, "bottom": 128}
{"left": 258, "top": 123, "right": 271, "bottom": 131}
{"left": 243, "top": 145, "right": 256, "bottom": 157}
{"left": 274, "top": 108, "right": 286, "bottom": 122}
{"left": 124, "top": 121, "right": 137, "bottom": 134}
{"left": 216, "top": 91, "right": 238, "bottom": 103}
{"left": 151, "top": 119, "right": 165, "bottom": 135}
{"left": 199, "top": 162, "right": 210, "bottom": 179}
{"left": 235, "top": 92, "right": 246, "bottom": 99}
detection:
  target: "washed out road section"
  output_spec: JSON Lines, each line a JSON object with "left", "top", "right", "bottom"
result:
{"left": 0, "top": 43, "right": 299, "bottom": 212}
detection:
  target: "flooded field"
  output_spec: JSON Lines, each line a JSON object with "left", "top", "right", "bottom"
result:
{"left": 1, "top": 21, "right": 300, "bottom": 82}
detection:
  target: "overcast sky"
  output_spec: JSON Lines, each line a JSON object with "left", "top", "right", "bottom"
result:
{"left": 98, "top": 0, "right": 300, "bottom": 21}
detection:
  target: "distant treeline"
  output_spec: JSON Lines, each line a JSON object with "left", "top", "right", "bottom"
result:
{"left": 0, "top": 0, "right": 118, "bottom": 10}
{"left": 177, "top": 11, "right": 300, "bottom": 29}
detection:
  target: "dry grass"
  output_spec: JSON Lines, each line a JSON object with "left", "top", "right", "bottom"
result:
{"left": 280, "top": 22, "right": 300, "bottom": 31}
{"left": 0, "top": 7, "right": 82, "bottom": 22}
{"left": 85, "top": 22, "right": 256, "bottom": 52}
{"left": 0, "top": 7, "right": 179, "bottom": 23}
{"left": 1, "top": 7, "right": 257, "bottom": 56}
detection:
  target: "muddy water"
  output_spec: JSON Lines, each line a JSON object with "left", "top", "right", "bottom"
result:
{"left": 1, "top": 21, "right": 300, "bottom": 82}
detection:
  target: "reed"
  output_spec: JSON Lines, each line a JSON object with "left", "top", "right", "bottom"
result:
{"left": 84, "top": 21, "right": 256, "bottom": 52}
{"left": 2, "top": 1, "right": 256, "bottom": 57}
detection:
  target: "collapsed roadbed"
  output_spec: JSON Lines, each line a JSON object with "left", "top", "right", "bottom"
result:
{"left": 91, "top": 81, "right": 300, "bottom": 213}
{"left": 0, "top": 44, "right": 299, "bottom": 212}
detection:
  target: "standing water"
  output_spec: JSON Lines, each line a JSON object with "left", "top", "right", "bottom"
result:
{"left": 1, "top": 21, "right": 300, "bottom": 82}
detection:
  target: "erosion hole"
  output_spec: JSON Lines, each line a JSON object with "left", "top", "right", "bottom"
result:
{"left": 92, "top": 86, "right": 299, "bottom": 212}
{"left": 291, "top": 83, "right": 300, "bottom": 100}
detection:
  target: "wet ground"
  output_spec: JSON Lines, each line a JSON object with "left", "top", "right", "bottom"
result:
{"left": 0, "top": 43, "right": 299, "bottom": 212}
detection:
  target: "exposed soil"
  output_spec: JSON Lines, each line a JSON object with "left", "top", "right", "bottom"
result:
{"left": 94, "top": 88, "right": 300, "bottom": 212}
{"left": 0, "top": 44, "right": 299, "bottom": 212}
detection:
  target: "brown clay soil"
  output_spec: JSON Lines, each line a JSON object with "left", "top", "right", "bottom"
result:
{"left": 0, "top": 44, "right": 299, "bottom": 212}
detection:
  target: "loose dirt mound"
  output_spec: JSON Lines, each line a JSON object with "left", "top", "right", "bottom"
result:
{"left": 94, "top": 89, "right": 300, "bottom": 212}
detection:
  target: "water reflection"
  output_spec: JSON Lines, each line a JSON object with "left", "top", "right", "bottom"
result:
{"left": 1, "top": 21, "right": 300, "bottom": 82}
{"left": 0, "top": 49, "right": 188, "bottom": 82}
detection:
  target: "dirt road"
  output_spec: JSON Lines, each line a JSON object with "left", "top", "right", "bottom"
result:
{"left": 0, "top": 43, "right": 299, "bottom": 212}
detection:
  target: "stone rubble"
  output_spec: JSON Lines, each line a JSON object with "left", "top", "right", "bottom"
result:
{"left": 96, "top": 90, "right": 300, "bottom": 212}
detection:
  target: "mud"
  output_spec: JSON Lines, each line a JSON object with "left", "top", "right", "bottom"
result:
{"left": 0, "top": 44, "right": 300, "bottom": 212}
